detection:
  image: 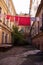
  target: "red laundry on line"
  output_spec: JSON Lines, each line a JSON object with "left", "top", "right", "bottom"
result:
{"left": 15, "top": 16, "right": 19, "bottom": 21}
{"left": 19, "top": 17, "right": 30, "bottom": 26}
{"left": 5, "top": 15, "right": 31, "bottom": 26}
{"left": 6, "top": 15, "right": 11, "bottom": 19}
{"left": 10, "top": 16, "right": 15, "bottom": 21}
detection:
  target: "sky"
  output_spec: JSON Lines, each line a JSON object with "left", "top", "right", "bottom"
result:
{"left": 12, "top": 0, "right": 41, "bottom": 17}
{"left": 12, "top": 0, "right": 30, "bottom": 14}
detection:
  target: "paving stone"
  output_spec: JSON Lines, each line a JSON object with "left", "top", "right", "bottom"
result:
{"left": 0, "top": 45, "right": 43, "bottom": 65}
{"left": 0, "top": 57, "right": 26, "bottom": 65}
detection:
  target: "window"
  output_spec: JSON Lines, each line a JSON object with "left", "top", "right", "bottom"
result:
{"left": 40, "top": 13, "right": 43, "bottom": 31}
{"left": 0, "top": 7, "right": 2, "bottom": 14}
{"left": 9, "top": 4, "right": 12, "bottom": 13}
{"left": 0, "top": 7, "right": 2, "bottom": 20}
{"left": 3, "top": 17, "right": 5, "bottom": 24}
{"left": 42, "top": 13, "right": 43, "bottom": 27}
{"left": 5, "top": 34, "right": 7, "bottom": 43}
{"left": 33, "top": 0, "right": 35, "bottom": 4}
{"left": 3, "top": 13, "right": 8, "bottom": 25}
{"left": 2, "top": 32, "right": 4, "bottom": 43}
{"left": 6, "top": 0, "right": 9, "bottom": 7}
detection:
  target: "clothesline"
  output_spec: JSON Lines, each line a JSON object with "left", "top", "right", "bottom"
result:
{"left": 0, "top": 14, "right": 42, "bottom": 26}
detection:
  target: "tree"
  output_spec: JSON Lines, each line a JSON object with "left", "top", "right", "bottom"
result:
{"left": 11, "top": 25, "right": 25, "bottom": 45}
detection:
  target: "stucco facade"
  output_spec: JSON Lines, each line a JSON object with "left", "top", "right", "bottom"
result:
{"left": 31, "top": 0, "right": 43, "bottom": 51}
{"left": 0, "top": 0, "right": 16, "bottom": 44}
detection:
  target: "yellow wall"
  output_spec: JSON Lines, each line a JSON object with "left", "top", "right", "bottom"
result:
{"left": 0, "top": 0, "right": 16, "bottom": 44}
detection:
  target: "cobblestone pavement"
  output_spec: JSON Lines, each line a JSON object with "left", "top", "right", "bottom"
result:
{"left": 0, "top": 45, "right": 43, "bottom": 65}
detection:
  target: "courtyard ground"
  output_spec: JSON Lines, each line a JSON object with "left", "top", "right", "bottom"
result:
{"left": 0, "top": 45, "right": 43, "bottom": 65}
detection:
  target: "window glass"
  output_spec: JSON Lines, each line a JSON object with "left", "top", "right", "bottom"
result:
{"left": 0, "top": 7, "right": 2, "bottom": 14}
{"left": 2, "top": 32, "right": 4, "bottom": 43}
{"left": 6, "top": 0, "right": 9, "bottom": 7}
{"left": 5, "top": 34, "right": 7, "bottom": 43}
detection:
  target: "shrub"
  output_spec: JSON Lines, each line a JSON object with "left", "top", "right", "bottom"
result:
{"left": 11, "top": 26, "right": 25, "bottom": 45}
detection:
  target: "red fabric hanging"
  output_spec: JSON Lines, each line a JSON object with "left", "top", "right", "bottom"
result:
{"left": 15, "top": 16, "right": 19, "bottom": 21}
{"left": 10, "top": 16, "right": 15, "bottom": 21}
{"left": 6, "top": 15, "right": 10, "bottom": 19}
{"left": 19, "top": 17, "right": 30, "bottom": 26}
{"left": 6, "top": 15, "right": 15, "bottom": 22}
{"left": 6, "top": 15, "right": 31, "bottom": 26}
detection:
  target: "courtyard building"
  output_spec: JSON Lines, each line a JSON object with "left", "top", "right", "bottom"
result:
{"left": 0, "top": 0, "right": 16, "bottom": 44}
{"left": 31, "top": 0, "right": 43, "bottom": 51}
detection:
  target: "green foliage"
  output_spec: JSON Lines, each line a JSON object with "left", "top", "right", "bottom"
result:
{"left": 11, "top": 25, "right": 25, "bottom": 45}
